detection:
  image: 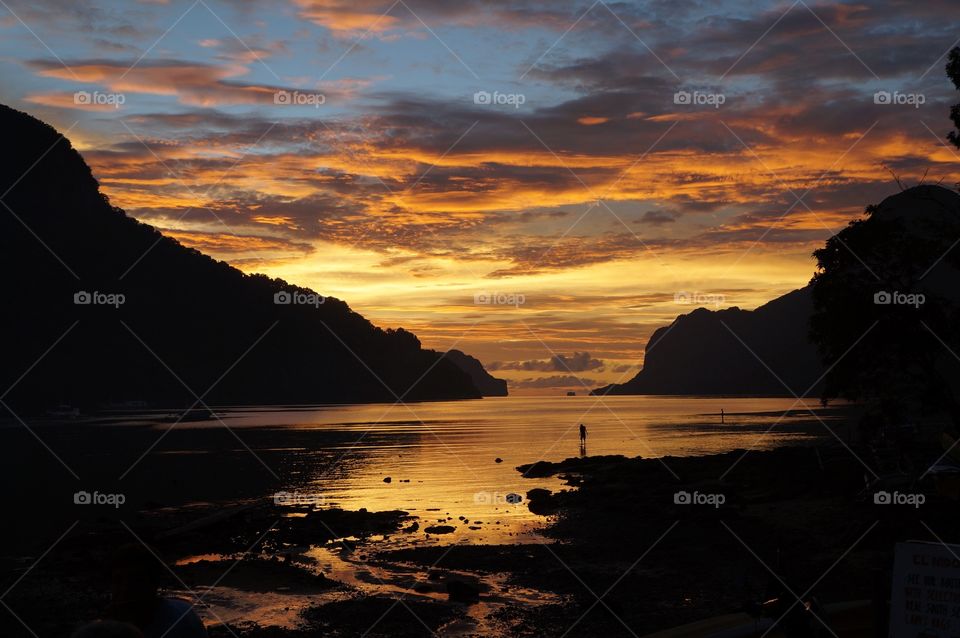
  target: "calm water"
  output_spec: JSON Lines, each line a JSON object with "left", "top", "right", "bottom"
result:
{"left": 8, "top": 395, "right": 844, "bottom": 632}
{"left": 186, "top": 395, "right": 840, "bottom": 545}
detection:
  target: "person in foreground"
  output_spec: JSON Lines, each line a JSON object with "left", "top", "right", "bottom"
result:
{"left": 105, "top": 544, "right": 207, "bottom": 638}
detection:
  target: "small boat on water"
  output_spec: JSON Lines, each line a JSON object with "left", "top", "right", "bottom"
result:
{"left": 162, "top": 408, "right": 216, "bottom": 423}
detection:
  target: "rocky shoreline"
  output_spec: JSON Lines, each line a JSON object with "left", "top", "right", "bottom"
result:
{"left": 4, "top": 435, "right": 956, "bottom": 637}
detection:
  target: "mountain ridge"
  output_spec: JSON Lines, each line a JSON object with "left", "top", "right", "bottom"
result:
{"left": 594, "top": 185, "right": 960, "bottom": 398}
{"left": 0, "top": 104, "right": 489, "bottom": 410}
{"left": 592, "top": 287, "right": 823, "bottom": 396}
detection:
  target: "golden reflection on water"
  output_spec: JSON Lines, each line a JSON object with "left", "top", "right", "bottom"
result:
{"left": 177, "top": 396, "right": 835, "bottom": 545}
{"left": 160, "top": 396, "right": 837, "bottom": 632}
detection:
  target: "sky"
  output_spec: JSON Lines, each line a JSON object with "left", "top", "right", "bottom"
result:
{"left": 2, "top": 0, "right": 959, "bottom": 394}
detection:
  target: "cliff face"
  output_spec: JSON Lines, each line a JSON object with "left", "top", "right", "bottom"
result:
{"left": 593, "top": 288, "right": 823, "bottom": 396}
{"left": 444, "top": 350, "right": 509, "bottom": 396}
{"left": 0, "top": 104, "right": 483, "bottom": 410}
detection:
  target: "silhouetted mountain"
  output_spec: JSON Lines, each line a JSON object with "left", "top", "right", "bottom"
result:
{"left": 0, "top": 105, "right": 485, "bottom": 411}
{"left": 593, "top": 288, "right": 823, "bottom": 396}
{"left": 595, "top": 185, "right": 960, "bottom": 398}
{"left": 444, "top": 350, "right": 508, "bottom": 396}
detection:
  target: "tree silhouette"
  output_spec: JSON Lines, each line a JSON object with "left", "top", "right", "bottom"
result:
{"left": 812, "top": 54, "right": 960, "bottom": 433}
{"left": 949, "top": 47, "right": 960, "bottom": 148}
{"left": 809, "top": 187, "right": 960, "bottom": 432}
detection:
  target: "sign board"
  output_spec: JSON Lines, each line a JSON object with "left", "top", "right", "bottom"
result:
{"left": 891, "top": 541, "right": 960, "bottom": 637}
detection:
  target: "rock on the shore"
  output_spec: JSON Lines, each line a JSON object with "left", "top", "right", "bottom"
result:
{"left": 446, "top": 579, "right": 481, "bottom": 604}
{"left": 517, "top": 455, "right": 631, "bottom": 478}
{"left": 424, "top": 524, "right": 456, "bottom": 534}
{"left": 525, "top": 488, "right": 557, "bottom": 515}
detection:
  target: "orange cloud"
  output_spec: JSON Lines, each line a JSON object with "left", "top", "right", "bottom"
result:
{"left": 292, "top": 0, "right": 402, "bottom": 34}
{"left": 577, "top": 116, "right": 609, "bottom": 126}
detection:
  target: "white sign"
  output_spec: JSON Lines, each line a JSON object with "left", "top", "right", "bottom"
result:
{"left": 890, "top": 541, "right": 960, "bottom": 637}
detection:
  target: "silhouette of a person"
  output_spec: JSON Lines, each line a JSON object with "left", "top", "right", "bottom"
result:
{"left": 106, "top": 544, "right": 207, "bottom": 638}
{"left": 721, "top": 408, "right": 724, "bottom": 424}
{"left": 579, "top": 423, "right": 587, "bottom": 444}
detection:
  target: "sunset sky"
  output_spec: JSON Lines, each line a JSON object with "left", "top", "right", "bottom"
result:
{"left": 2, "top": 0, "right": 959, "bottom": 393}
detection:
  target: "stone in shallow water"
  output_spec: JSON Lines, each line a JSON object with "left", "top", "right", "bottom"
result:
{"left": 446, "top": 579, "right": 480, "bottom": 604}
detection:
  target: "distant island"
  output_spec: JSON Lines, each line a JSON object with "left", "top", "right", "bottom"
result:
{"left": 443, "top": 350, "right": 508, "bottom": 396}
{"left": 0, "top": 105, "right": 504, "bottom": 411}
{"left": 594, "top": 186, "right": 960, "bottom": 398}
{"left": 593, "top": 288, "right": 822, "bottom": 396}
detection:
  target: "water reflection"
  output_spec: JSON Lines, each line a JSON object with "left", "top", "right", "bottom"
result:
{"left": 178, "top": 395, "right": 838, "bottom": 544}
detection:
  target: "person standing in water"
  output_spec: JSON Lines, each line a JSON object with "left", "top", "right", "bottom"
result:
{"left": 721, "top": 408, "right": 724, "bottom": 424}
{"left": 579, "top": 423, "right": 587, "bottom": 444}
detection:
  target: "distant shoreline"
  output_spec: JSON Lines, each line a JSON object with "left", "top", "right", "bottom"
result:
{"left": 0, "top": 393, "right": 850, "bottom": 420}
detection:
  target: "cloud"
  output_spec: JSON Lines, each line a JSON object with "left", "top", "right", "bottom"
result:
{"left": 289, "top": 0, "right": 619, "bottom": 36}
{"left": 509, "top": 375, "right": 599, "bottom": 389}
{"left": 552, "top": 351, "right": 604, "bottom": 372}
{"left": 13, "top": 0, "right": 956, "bottom": 289}
{"left": 488, "top": 351, "right": 603, "bottom": 372}
{"left": 637, "top": 210, "right": 675, "bottom": 225}
{"left": 24, "top": 58, "right": 348, "bottom": 108}
{"left": 608, "top": 363, "right": 637, "bottom": 373}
